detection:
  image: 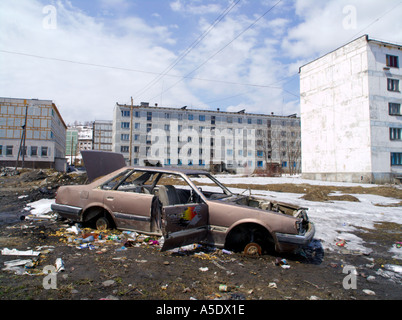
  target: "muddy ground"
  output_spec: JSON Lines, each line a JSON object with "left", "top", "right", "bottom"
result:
{"left": 0, "top": 169, "right": 401, "bottom": 305}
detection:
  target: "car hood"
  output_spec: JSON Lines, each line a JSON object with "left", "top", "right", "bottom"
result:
{"left": 81, "top": 150, "right": 126, "bottom": 182}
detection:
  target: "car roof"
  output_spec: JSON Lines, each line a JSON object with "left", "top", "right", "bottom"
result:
{"left": 126, "top": 166, "right": 209, "bottom": 176}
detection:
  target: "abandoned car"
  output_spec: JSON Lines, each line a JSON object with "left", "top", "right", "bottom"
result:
{"left": 51, "top": 166, "right": 315, "bottom": 254}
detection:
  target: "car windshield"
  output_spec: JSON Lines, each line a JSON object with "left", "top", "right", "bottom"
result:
{"left": 186, "top": 173, "right": 233, "bottom": 199}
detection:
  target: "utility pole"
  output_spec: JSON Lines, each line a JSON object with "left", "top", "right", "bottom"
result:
{"left": 16, "top": 101, "right": 29, "bottom": 169}
{"left": 129, "top": 96, "right": 134, "bottom": 166}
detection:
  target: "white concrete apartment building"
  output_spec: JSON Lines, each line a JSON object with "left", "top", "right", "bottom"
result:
{"left": 112, "top": 102, "right": 301, "bottom": 174}
{"left": 93, "top": 120, "right": 113, "bottom": 152}
{"left": 0, "top": 97, "right": 67, "bottom": 170}
{"left": 300, "top": 35, "right": 402, "bottom": 184}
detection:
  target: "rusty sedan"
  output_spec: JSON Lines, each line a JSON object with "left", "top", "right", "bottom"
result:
{"left": 51, "top": 166, "right": 315, "bottom": 254}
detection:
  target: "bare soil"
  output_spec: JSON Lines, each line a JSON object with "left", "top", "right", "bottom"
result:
{"left": 0, "top": 169, "right": 401, "bottom": 303}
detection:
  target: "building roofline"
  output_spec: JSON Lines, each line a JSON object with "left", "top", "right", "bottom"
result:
{"left": 115, "top": 102, "right": 299, "bottom": 119}
{"left": 52, "top": 102, "right": 67, "bottom": 129}
{"left": 299, "top": 34, "right": 402, "bottom": 73}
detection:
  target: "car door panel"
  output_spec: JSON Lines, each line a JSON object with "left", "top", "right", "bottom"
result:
{"left": 103, "top": 191, "right": 154, "bottom": 231}
{"left": 161, "top": 203, "right": 208, "bottom": 251}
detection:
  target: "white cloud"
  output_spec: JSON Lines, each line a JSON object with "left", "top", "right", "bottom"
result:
{"left": 282, "top": 0, "right": 402, "bottom": 59}
{"left": 170, "top": 0, "right": 223, "bottom": 15}
{"left": 0, "top": 0, "right": 187, "bottom": 124}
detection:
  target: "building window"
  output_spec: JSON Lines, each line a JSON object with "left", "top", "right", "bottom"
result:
{"left": 257, "top": 150, "right": 264, "bottom": 157}
{"left": 134, "top": 146, "right": 139, "bottom": 153}
{"left": 164, "top": 124, "right": 170, "bottom": 131}
{"left": 387, "top": 79, "right": 400, "bottom": 92}
{"left": 165, "top": 113, "right": 170, "bottom": 119}
{"left": 121, "top": 110, "right": 130, "bottom": 117}
{"left": 121, "top": 134, "right": 130, "bottom": 141}
{"left": 386, "top": 55, "right": 399, "bottom": 68}
{"left": 389, "top": 103, "right": 401, "bottom": 116}
{"left": 0, "top": 145, "right": 2, "bottom": 156}
{"left": 147, "top": 112, "right": 152, "bottom": 121}
{"left": 257, "top": 119, "right": 263, "bottom": 125}
{"left": 199, "top": 115, "right": 206, "bottom": 122}
{"left": 238, "top": 118, "right": 243, "bottom": 124}
{"left": 178, "top": 114, "right": 183, "bottom": 121}
{"left": 199, "top": 159, "right": 205, "bottom": 166}
{"left": 147, "top": 123, "right": 152, "bottom": 133}
{"left": 188, "top": 114, "right": 194, "bottom": 121}
{"left": 391, "top": 153, "right": 402, "bottom": 166}
{"left": 227, "top": 117, "right": 233, "bottom": 123}
{"left": 135, "top": 111, "right": 140, "bottom": 118}
{"left": 390, "top": 128, "right": 402, "bottom": 140}
{"left": 120, "top": 146, "right": 129, "bottom": 153}
{"left": 248, "top": 118, "right": 252, "bottom": 124}
{"left": 257, "top": 161, "right": 264, "bottom": 167}
{"left": 177, "top": 159, "right": 182, "bottom": 166}
{"left": 227, "top": 149, "right": 233, "bottom": 156}
{"left": 121, "top": 122, "right": 130, "bottom": 129}
{"left": 133, "top": 158, "right": 139, "bottom": 165}
{"left": 6, "top": 146, "right": 13, "bottom": 156}
{"left": 134, "top": 134, "right": 140, "bottom": 141}
{"left": 41, "top": 147, "right": 48, "bottom": 157}
{"left": 135, "top": 123, "right": 140, "bottom": 130}
{"left": 211, "top": 116, "right": 216, "bottom": 125}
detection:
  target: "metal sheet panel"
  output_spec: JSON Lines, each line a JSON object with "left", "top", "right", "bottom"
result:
{"left": 81, "top": 150, "right": 126, "bottom": 182}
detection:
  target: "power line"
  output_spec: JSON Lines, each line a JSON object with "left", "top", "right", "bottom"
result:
{"left": 133, "top": 0, "right": 241, "bottom": 98}
{"left": 0, "top": 48, "right": 276, "bottom": 88}
{"left": 346, "top": 1, "right": 402, "bottom": 42}
{"left": 148, "top": 0, "right": 284, "bottom": 101}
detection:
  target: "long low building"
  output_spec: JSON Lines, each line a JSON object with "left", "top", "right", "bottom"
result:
{"left": 113, "top": 102, "right": 301, "bottom": 174}
{"left": 0, "top": 97, "right": 67, "bottom": 170}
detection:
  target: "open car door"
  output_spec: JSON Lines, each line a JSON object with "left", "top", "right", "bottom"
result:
{"left": 161, "top": 203, "right": 209, "bottom": 251}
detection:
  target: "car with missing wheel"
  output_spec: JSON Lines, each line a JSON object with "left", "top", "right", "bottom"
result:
{"left": 51, "top": 152, "right": 315, "bottom": 255}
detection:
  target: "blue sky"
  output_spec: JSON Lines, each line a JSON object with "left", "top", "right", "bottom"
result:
{"left": 1, "top": 0, "right": 401, "bottom": 124}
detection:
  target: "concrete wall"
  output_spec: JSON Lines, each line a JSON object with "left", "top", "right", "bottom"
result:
{"left": 300, "top": 36, "right": 372, "bottom": 182}
{"left": 300, "top": 36, "right": 402, "bottom": 184}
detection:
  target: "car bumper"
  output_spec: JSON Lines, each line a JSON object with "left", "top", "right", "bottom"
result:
{"left": 51, "top": 203, "right": 83, "bottom": 221}
{"left": 275, "top": 222, "right": 315, "bottom": 246}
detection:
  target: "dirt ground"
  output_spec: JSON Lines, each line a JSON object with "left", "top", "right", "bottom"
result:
{"left": 0, "top": 169, "right": 401, "bottom": 303}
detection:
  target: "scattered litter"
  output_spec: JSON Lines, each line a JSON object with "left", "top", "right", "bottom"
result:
{"left": 268, "top": 282, "right": 277, "bottom": 289}
{"left": 102, "top": 280, "right": 115, "bottom": 287}
{"left": 1, "top": 248, "right": 41, "bottom": 256}
{"left": 222, "top": 249, "right": 232, "bottom": 254}
{"left": 219, "top": 284, "right": 228, "bottom": 292}
{"left": 55, "top": 258, "right": 65, "bottom": 272}
{"left": 199, "top": 267, "right": 209, "bottom": 272}
{"left": 66, "top": 225, "right": 80, "bottom": 235}
{"left": 336, "top": 239, "right": 347, "bottom": 247}
{"left": 395, "top": 242, "right": 402, "bottom": 249}
{"left": 363, "top": 289, "right": 375, "bottom": 296}
{"left": 3, "top": 259, "right": 32, "bottom": 268}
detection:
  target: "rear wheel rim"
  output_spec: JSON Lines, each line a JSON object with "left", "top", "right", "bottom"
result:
{"left": 244, "top": 242, "right": 262, "bottom": 256}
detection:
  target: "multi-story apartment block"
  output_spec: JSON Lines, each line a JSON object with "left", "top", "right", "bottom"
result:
{"left": 0, "top": 97, "right": 67, "bottom": 170}
{"left": 93, "top": 120, "right": 113, "bottom": 152}
{"left": 113, "top": 102, "right": 301, "bottom": 174}
{"left": 300, "top": 35, "right": 402, "bottom": 183}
